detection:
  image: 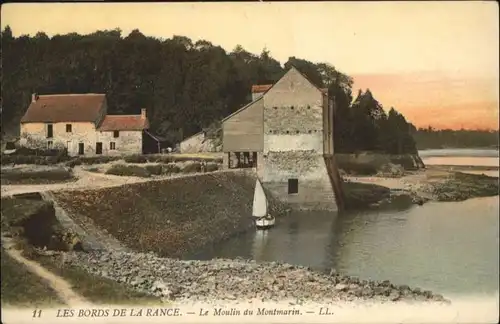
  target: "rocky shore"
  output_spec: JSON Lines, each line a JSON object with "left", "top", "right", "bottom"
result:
{"left": 344, "top": 168, "right": 499, "bottom": 209}
{"left": 56, "top": 250, "right": 449, "bottom": 305}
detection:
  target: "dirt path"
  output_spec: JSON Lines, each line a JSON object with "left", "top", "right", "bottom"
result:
{"left": 2, "top": 237, "right": 92, "bottom": 307}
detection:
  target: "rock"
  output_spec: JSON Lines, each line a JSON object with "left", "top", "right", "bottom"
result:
{"left": 334, "top": 283, "right": 349, "bottom": 291}
{"left": 389, "top": 290, "right": 401, "bottom": 301}
{"left": 63, "top": 250, "right": 447, "bottom": 304}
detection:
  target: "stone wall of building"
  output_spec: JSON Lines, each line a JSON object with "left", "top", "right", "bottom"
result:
{"left": 20, "top": 122, "right": 143, "bottom": 156}
{"left": 97, "top": 130, "right": 143, "bottom": 156}
{"left": 259, "top": 67, "right": 337, "bottom": 211}
{"left": 20, "top": 121, "right": 100, "bottom": 156}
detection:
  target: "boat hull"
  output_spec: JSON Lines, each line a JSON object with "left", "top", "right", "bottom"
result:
{"left": 255, "top": 217, "right": 275, "bottom": 230}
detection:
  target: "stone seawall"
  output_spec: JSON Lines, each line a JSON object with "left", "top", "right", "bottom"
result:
{"left": 53, "top": 171, "right": 288, "bottom": 258}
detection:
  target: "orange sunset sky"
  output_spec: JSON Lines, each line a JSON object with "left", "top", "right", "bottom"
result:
{"left": 1, "top": 2, "right": 499, "bottom": 130}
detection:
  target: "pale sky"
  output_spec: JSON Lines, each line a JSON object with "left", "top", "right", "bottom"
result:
{"left": 2, "top": 2, "right": 499, "bottom": 129}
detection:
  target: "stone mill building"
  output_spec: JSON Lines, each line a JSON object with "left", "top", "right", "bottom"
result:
{"left": 221, "top": 66, "right": 345, "bottom": 211}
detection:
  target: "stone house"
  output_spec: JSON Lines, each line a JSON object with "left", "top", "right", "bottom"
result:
{"left": 221, "top": 66, "right": 344, "bottom": 211}
{"left": 20, "top": 93, "right": 158, "bottom": 156}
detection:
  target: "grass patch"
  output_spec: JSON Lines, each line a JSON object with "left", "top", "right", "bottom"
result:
{"left": 1, "top": 248, "right": 64, "bottom": 307}
{"left": 145, "top": 164, "right": 163, "bottom": 175}
{"left": 1, "top": 168, "right": 75, "bottom": 185}
{"left": 205, "top": 162, "right": 219, "bottom": 172}
{"left": 181, "top": 162, "right": 202, "bottom": 173}
{"left": 161, "top": 163, "right": 181, "bottom": 175}
{"left": 1, "top": 154, "right": 70, "bottom": 165}
{"left": 72, "top": 156, "right": 122, "bottom": 165}
{"left": 105, "top": 164, "right": 151, "bottom": 178}
{"left": 31, "top": 254, "right": 161, "bottom": 305}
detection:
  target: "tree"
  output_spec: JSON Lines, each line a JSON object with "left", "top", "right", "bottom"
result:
{"left": 1, "top": 26, "right": 421, "bottom": 154}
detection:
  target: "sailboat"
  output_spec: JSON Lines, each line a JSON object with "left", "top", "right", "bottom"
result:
{"left": 252, "top": 179, "right": 275, "bottom": 229}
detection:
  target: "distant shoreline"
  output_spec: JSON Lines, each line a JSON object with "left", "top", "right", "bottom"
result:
{"left": 425, "top": 165, "right": 499, "bottom": 171}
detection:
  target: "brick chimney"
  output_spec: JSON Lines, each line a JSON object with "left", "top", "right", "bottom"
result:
{"left": 141, "top": 108, "right": 146, "bottom": 119}
{"left": 32, "top": 93, "right": 38, "bottom": 103}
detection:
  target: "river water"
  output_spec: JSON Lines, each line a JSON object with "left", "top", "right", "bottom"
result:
{"left": 191, "top": 149, "right": 499, "bottom": 299}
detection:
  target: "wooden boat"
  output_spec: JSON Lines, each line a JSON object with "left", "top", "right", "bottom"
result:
{"left": 252, "top": 179, "right": 275, "bottom": 229}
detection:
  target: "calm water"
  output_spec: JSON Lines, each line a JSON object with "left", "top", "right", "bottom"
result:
{"left": 420, "top": 148, "right": 499, "bottom": 168}
{"left": 191, "top": 150, "right": 499, "bottom": 298}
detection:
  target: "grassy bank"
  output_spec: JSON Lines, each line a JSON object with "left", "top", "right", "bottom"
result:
{"left": 30, "top": 253, "right": 161, "bottom": 305}
{"left": 53, "top": 172, "right": 285, "bottom": 258}
{"left": 1, "top": 167, "right": 75, "bottom": 185}
{"left": 1, "top": 196, "right": 161, "bottom": 306}
{"left": 1, "top": 248, "right": 64, "bottom": 307}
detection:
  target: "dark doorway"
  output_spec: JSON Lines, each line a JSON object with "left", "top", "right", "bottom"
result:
{"left": 96, "top": 142, "right": 103, "bottom": 155}
{"left": 46, "top": 124, "right": 53, "bottom": 138}
{"left": 78, "top": 143, "right": 84, "bottom": 155}
{"left": 252, "top": 152, "right": 258, "bottom": 167}
{"left": 288, "top": 178, "right": 299, "bottom": 194}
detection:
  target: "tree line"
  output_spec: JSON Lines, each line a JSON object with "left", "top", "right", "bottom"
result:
{"left": 412, "top": 128, "right": 499, "bottom": 149}
{"left": 4, "top": 26, "right": 484, "bottom": 154}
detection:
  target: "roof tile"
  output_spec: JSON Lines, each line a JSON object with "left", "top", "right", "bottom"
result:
{"left": 21, "top": 94, "right": 106, "bottom": 123}
{"left": 98, "top": 115, "right": 149, "bottom": 131}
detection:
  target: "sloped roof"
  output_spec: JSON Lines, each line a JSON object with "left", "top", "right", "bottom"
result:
{"left": 98, "top": 115, "right": 149, "bottom": 131}
{"left": 221, "top": 96, "right": 263, "bottom": 123}
{"left": 21, "top": 94, "right": 106, "bottom": 123}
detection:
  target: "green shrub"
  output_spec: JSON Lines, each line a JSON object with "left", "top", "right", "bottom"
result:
{"left": 105, "top": 164, "right": 151, "bottom": 177}
{"left": 77, "top": 156, "right": 122, "bottom": 165}
{"left": 389, "top": 156, "right": 418, "bottom": 170}
{"left": 181, "top": 162, "right": 202, "bottom": 173}
{"left": 14, "top": 147, "right": 68, "bottom": 157}
{"left": 1, "top": 168, "right": 74, "bottom": 184}
{"left": 153, "top": 155, "right": 175, "bottom": 164}
{"left": 65, "top": 159, "right": 82, "bottom": 168}
{"left": 162, "top": 163, "right": 181, "bottom": 174}
{"left": 145, "top": 164, "right": 163, "bottom": 175}
{"left": 123, "top": 155, "right": 148, "bottom": 164}
{"left": 205, "top": 162, "right": 219, "bottom": 172}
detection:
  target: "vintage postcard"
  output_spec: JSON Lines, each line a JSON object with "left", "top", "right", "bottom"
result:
{"left": 1, "top": 1, "right": 498, "bottom": 323}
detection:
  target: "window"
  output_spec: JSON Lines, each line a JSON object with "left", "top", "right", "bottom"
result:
{"left": 296, "top": 130, "right": 300, "bottom": 134}
{"left": 47, "top": 141, "right": 53, "bottom": 149}
{"left": 46, "top": 124, "right": 53, "bottom": 138}
{"left": 308, "top": 130, "right": 312, "bottom": 134}
{"left": 113, "top": 131, "right": 120, "bottom": 138}
{"left": 286, "top": 130, "right": 290, "bottom": 134}
{"left": 288, "top": 179, "right": 298, "bottom": 194}
{"left": 307, "top": 105, "right": 311, "bottom": 109}
{"left": 66, "top": 124, "right": 72, "bottom": 132}
{"left": 291, "top": 106, "right": 294, "bottom": 110}
{"left": 110, "top": 142, "right": 116, "bottom": 150}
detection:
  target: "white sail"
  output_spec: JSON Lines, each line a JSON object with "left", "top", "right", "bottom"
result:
{"left": 252, "top": 179, "right": 268, "bottom": 217}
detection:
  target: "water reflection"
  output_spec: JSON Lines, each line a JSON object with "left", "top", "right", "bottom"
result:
{"left": 196, "top": 197, "right": 499, "bottom": 296}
